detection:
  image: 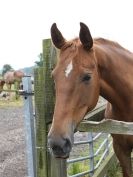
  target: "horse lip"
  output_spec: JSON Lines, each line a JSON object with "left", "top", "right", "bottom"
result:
{"left": 54, "top": 153, "right": 70, "bottom": 159}
{"left": 49, "top": 146, "right": 70, "bottom": 159}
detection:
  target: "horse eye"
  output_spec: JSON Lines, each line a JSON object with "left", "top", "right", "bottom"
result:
{"left": 82, "top": 74, "right": 91, "bottom": 82}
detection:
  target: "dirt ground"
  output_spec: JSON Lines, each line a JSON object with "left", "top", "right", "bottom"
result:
{"left": 0, "top": 106, "right": 28, "bottom": 177}
{"left": 0, "top": 105, "right": 90, "bottom": 177}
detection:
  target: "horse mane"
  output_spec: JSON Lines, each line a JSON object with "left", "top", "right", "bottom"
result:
{"left": 61, "top": 37, "right": 132, "bottom": 56}
{"left": 94, "top": 37, "right": 132, "bottom": 54}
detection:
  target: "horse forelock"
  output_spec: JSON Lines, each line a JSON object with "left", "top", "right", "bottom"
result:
{"left": 57, "top": 37, "right": 97, "bottom": 72}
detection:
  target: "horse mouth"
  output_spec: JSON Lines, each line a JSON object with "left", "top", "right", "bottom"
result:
{"left": 51, "top": 141, "right": 72, "bottom": 159}
{"left": 48, "top": 135, "right": 73, "bottom": 159}
{"left": 54, "top": 153, "right": 70, "bottom": 159}
{"left": 49, "top": 146, "right": 70, "bottom": 159}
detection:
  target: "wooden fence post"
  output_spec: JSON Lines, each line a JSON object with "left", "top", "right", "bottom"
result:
{"left": 14, "top": 81, "right": 19, "bottom": 99}
{"left": 42, "top": 39, "right": 67, "bottom": 177}
{"left": 34, "top": 68, "right": 48, "bottom": 177}
{"left": 34, "top": 39, "right": 67, "bottom": 177}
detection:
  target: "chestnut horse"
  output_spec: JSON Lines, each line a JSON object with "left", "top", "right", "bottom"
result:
{"left": 0, "top": 79, "right": 5, "bottom": 93}
{"left": 48, "top": 23, "right": 133, "bottom": 177}
{"left": 3, "top": 70, "right": 25, "bottom": 90}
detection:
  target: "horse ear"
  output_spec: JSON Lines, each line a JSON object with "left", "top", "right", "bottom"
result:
{"left": 51, "top": 23, "right": 66, "bottom": 49}
{"left": 79, "top": 22, "right": 93, "bottom": 50}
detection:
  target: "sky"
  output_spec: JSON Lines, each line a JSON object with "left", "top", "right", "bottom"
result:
{"left": 0, "top": 0, "right": 133, "bottom": 70}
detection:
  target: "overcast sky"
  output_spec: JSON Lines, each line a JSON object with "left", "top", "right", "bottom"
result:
{"left": 0, "top": 0, "right": 133, "bottom": 70}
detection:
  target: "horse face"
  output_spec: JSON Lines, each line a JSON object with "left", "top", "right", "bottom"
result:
{"left": 48, "top": 23, "right": 100, "bottom": 158}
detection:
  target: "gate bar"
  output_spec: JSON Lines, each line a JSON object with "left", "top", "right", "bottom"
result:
{"left": 23, "top": 76, "right": 36, "bottom": 177}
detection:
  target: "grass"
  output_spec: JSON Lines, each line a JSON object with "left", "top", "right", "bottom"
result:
{"left": 110, "top": 158, "right": 133, "bottom": 177}
{"left": 68, "top": 161, "right": 89, "bottom": 176}
{"left": 107, "top": 163, "right": 120, "bottom": 177}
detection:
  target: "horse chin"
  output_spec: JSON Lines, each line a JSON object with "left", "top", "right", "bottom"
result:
{"left": 55, "top": 154, "right": 70, "bottom": 159}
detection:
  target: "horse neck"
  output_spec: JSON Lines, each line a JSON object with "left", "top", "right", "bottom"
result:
{"left": 95, "top": 41, "right": 133, "bottom": 112}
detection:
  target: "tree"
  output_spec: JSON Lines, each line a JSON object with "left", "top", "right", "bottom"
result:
{"left": 2, "top": 64, "right": 14, "bottom": 76}
{"left": 35, "top": 53, "right": 43, "bottom": 67}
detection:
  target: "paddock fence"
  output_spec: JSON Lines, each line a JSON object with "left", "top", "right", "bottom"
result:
{"left": 0, "top": 82, "right": 20, "bottom": 99}
{"left": 4, "top": 39, "right": 133, "bottom": 177}
{"left": 24, "top": 39, "right": 133, "bottom": 177}
{"left": 21, "top": 77, "right": 116, "bottom": 177}
{"left": 0, "top": 75, "right": 32, "bottom": 99}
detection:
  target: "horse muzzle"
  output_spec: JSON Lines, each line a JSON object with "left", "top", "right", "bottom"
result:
{"left": 48, "top": 134, "right": 73, "bottom": 158}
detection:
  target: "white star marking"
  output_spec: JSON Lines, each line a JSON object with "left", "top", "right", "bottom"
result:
{"left": 65, "top": 61, "right": 73, "bottom": 77}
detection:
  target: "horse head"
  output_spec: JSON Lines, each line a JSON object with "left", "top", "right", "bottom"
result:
{"left": 48, "top": 23, "right": 100, "bottom": 158}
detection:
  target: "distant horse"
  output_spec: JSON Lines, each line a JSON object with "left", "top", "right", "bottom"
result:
{"left": 3, "top": 70, "right": 25, "bottom": 90}
{"left": 0, "top": 79, "right": 5, "bottom": 93}
{"left": 48, "top": 23, "right": 133, "bottom": 177}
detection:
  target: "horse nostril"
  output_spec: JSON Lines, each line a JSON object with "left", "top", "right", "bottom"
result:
{"left": 52, "top": 145, "right": 63, "bottom": 155}
{"left": 63, "top": 138, "right": 71, "bottom": 153}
